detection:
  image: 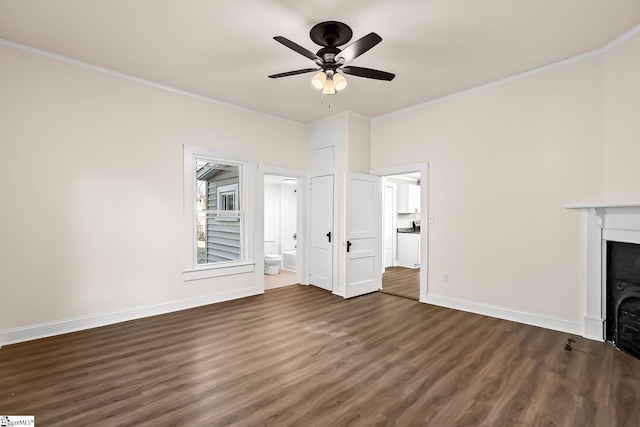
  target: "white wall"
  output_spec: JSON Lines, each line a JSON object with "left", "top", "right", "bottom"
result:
{"left": 347, "top": 114, "right": 371, "bottom": 174}
{"left": 264, "top": 183, "right": 281, "bottom": 253}
{"left": 0, "top": 45, "right": 308, "bottom": 334}
{"left": 263, "top": 182, "right": 297, "bottom": 255}
{"left": 603, "top": 33, "right": 640, "bottom": 200}
{"left": 372, "top": 54, "right": 605, "bottom": 321}
{"left": 280, "top": 184, "right": 297, "bottom": 252}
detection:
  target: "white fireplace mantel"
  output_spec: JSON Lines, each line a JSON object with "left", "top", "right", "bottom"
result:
{"left": 565, "top": 202, "right": 640, "bottom": 341}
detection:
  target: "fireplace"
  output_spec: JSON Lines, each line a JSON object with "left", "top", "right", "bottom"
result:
{"left": 565, "top": 203, "right": 640, "bottom": 343}
{"left": 606, "top": 241, "right": 640, "bottom": 358}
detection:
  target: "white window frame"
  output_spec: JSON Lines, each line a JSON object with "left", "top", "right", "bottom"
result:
{"left": 184, "top": 144, "right": 254, "bottom": 280}
{"left": 216, "top": 183, "right": 239, "bottom": 221}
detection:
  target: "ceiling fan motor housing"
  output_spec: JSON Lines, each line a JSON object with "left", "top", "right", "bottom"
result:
{"left": 310, "top": 21, "right": 353, "bottom": 47}
{"left": 316, "top": 46, "right": 343, "bottom": 69}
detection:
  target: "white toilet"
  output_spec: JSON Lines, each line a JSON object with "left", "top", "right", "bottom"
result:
{"left": 264, "top": 241, "right": 282, "bottom": 275}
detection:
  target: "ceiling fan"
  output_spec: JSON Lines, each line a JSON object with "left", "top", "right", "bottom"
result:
{"left": 268, "top": 21, "right": 395, "bottom": 96}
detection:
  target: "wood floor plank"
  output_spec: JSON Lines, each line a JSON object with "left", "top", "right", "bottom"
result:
{"left": 381, "top": 266, "right": 420, "bottom": 300}
{"left": 2, "top": 284, "right": 640, "bottom": 426}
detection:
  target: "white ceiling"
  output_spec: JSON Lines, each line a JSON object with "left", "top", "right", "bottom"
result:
{"left": 265, "top": 174, "right": 297, "bottom": 185}
{"left": 1, "top": 1, "right": 639, "bottom": 123}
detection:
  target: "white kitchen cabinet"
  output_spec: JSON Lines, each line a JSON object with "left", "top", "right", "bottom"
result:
{"left": 397, "top": 183, "right": 420, "bottom": 213}
{"left": 408, "top": 184, "right": 420, "bottom": 213}
{"left": 397, "top": 232, "right": 420, "bottom": 268}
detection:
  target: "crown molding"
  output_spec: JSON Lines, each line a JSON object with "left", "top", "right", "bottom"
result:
{"left": 2, "top": 22, "right": 639, "bottom": 126}
{"left": 373, "top": 24, "right": 640, "bottom": 122}
{"left": 0, "top": 38, "right": 304, "bottom": 127}
{"left": 602, "top": 23, "right": 640, "bottom": 52}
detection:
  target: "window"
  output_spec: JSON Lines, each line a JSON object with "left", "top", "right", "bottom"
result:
{"left": 184, "top": 145, "right": 254, "bottom": 280}
{"left": 216, "top": 183, "right": 239, "bottom": 220}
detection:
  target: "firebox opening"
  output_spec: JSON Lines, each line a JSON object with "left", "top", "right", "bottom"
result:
{"left": 606, "top": 241, "right": 640, "bottom": 359}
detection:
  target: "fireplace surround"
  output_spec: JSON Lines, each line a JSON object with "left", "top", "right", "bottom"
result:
{"left": 565, "top": 203, "right": 640, "bottom": 343}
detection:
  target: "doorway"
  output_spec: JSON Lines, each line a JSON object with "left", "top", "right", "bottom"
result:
{"left": 258, "top": 166, "right": 306, "bottom": 293}
{"left": 263, "top": 174, "right": 299, "bottom": 289}
{"left": 371, "top": 163, "right": 428, "bottom": 302}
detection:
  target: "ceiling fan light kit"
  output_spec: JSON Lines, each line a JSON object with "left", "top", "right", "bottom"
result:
{"left": 311, "top": 71, "right": 326, "bottom": 89}
{"left": 322, "top": 77, "right": 336, "bottom": 96}
{"left": 313, "top": 70, "right": 348, "bottom": 95}
{"left": 269, "top": 21, "right": 394, "bottom": 104}
{"left": 333, "top": 72, "right": 348, "bottom": 91}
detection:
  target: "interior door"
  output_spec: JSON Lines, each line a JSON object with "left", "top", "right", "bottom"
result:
{"left": 345, "top": 173, "right": 381, "bottom": 298}
{"left": 309, "top": 175, "right": 334, "bottom": 291}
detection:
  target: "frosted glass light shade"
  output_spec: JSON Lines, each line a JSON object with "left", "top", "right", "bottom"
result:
{"left": 311, "top": 72, "right": 326, "bottom": 89}
{"left": 322, "top": 78, "right": 336, "bottom": 95}
{"left": 333, "top": 73, "right": 348, "bottom": 91}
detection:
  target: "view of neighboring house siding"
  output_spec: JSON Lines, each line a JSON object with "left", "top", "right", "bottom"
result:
{"left": 206, "top": 170, "right": 241, "bottom": 263}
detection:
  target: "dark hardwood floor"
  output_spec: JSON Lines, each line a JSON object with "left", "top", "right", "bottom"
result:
{"left": 2, "top": 285, "right": 640, "bottom": 426}
{"left": 381, "top": 266, "right": 420, "bottom": 300}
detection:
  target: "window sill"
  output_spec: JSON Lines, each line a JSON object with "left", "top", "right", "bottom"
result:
{"left": 184, "top": 263, "right": 255, "bottom": 281}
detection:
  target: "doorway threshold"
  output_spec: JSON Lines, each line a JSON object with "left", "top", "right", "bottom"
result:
{"left": 378, "top": 290, "right": 419, "bottom": 301}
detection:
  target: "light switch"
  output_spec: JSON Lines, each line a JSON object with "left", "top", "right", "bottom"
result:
{"left": 429, "top": 216, "right": 435, "bottom": 224}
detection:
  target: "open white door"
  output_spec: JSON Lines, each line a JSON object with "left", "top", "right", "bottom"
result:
{"left": 345, "top": 173, "right": 381, "bottom": 298}
{"left": 309, "top": 175, "right": 334, "bottom": 291}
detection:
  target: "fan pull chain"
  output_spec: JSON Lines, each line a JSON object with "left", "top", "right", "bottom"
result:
{"left": 320, "top": 93, "right": 331, "bottom": 109}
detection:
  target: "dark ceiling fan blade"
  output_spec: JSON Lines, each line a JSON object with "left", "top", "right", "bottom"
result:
{"left": 342, "top": 66, "right": 395, "bottom": 81}
{"left": 268, "top": 68, "right": 320, "bottom": 78}
{"left": 338, "top": 33, "right": 382, "bottom": 62}
{"left": 273, "top": 36, "right": 321, "bottom": 61}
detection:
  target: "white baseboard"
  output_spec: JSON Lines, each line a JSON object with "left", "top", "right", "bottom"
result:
{"left": 424, "top": 294, "right": 583, "bottom": 336}
{"left": 583, "top": 315, "right": 605, "bottom": 342}
{"left": 0, "top": 287, "right": 262, "bottom": 346}
{"left": 1, "top": 288, "right": 587, "bottom": 348}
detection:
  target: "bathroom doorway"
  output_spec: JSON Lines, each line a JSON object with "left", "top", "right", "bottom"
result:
{"left": 263, "top": 173, "right": 301, "bottom": 290}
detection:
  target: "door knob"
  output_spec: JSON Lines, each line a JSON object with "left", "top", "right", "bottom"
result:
{"left": 326, "top": 232, "right": 331, "bottom": 242}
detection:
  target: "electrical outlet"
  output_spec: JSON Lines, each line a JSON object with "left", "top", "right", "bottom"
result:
{"left": 442, "top": 273, "right": 448, "bottom": 281}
